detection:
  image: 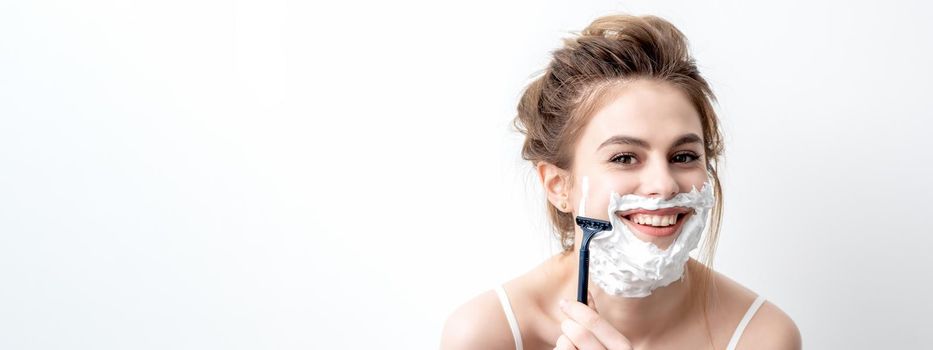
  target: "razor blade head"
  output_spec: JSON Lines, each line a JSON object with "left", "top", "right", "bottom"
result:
{"left": 575, "top": 216, "right": 612, "bottom": 232}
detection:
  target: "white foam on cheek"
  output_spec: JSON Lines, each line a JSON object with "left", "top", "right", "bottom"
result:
{"left": 578, "top": 176, "right": 589, "bottom": 217}
{"left": 587, "top": 181, "right": 716, "bottom": 298}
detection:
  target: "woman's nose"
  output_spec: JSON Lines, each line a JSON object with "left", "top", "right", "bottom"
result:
{"left": 637, "top": 159, "right": 678, "bottom": 199}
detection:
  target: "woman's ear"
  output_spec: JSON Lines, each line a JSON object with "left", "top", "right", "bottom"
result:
{"left": 536, "top": 161, "right": 572, "bottom": 213}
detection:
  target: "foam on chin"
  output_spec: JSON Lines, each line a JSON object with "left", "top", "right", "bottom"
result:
{"left": 587, "top": 181, "right": 715, "bottom": 298}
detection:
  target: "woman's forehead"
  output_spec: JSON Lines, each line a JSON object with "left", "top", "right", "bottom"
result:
{"left": 580, "top": 81, "right": 703, "bottom": 149}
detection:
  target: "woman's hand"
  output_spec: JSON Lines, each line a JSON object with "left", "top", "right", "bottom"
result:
{"left": 554, "top": 298, "right": 633, "bottom": 350}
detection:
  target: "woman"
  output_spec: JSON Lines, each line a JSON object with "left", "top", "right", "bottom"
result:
{"left": 440, "top": 14, "right": 801, "bottom": 350}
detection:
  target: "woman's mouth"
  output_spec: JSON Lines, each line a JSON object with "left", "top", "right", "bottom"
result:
{"left": 615, "top": 207, "right": 693, "bottom": 238}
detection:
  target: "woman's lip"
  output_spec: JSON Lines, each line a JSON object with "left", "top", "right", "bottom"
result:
{"left": 616, "top": 211, "right": 691, "bottom": 238}
{"left": 617, "top": 206, "right": 692, "bottom": 217}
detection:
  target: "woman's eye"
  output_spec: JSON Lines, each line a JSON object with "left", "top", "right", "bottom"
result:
{"left": 610, "top": 154, "right": 638, "bottom": 165}
{"left": 672, "top": 152, "right": 700, "bottom": 163}
{"left": 610, "top": 153, "right": 700, "bottom": 166}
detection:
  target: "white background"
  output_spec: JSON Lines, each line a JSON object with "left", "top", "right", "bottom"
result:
{"left": 1, "top": 0, "right": 931, "bottom": 349}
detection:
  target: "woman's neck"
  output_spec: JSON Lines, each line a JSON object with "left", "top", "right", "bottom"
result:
{"left": 550, "top": 252, "right": 699, "bottom": 345}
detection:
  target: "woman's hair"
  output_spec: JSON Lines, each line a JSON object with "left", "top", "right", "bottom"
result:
{"left": 512, "top": 14, "right": 726, "bottom": 339}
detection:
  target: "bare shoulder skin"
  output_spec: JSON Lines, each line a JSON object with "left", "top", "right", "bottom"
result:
{"left": 704, "top": 269, "right": 802, "bottom": 350}
{"left": 440, "top": 289, "right": 516, "bottom": 350}
{"left": 716, "top": 273, "right": 802, "bottom": 350}
{"left": 442, "top": 254, "right": 801, "bottom": 350}
{"left": 439, "top": 253, "right": 573, "bottom": 350}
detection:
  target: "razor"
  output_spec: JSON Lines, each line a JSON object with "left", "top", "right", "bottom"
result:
{"left": 575, "top": 216, "right": 612, "bottom": 305}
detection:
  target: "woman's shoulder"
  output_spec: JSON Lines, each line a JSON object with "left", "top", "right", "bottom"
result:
{"left": 440, "top": 256, "right": 564, "bottom": 350}
{"left": 439, "top": 288, "right": 515, "bottom": 350}
{"left": 709, "top": 269, "right": 802, "bottom": 350}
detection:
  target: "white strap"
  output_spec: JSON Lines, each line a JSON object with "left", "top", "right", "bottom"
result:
{"left": 726, "top": 295, "right": 766, "bottom": 350}
{"left": 494, "top": 285, "right": 523, "bottom": 350}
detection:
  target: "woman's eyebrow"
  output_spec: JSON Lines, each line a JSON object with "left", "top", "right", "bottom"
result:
{"left": 596, "top": 133, "right": 702, "bottom": 151}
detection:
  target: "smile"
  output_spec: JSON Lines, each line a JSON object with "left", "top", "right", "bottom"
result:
{"left": 615, "top": 207, "right": 693, "bottom": 237}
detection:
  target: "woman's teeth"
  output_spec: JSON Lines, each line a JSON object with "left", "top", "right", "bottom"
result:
{"left": 629, "top": 214, "right": 678, "bottom": 227}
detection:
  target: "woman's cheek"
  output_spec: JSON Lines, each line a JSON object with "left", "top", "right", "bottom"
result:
{"left": 575, "top": 175, "right": 627, "bottom": 220}
{"left": 684, "top": 171, "right": 711, "bottom": 190}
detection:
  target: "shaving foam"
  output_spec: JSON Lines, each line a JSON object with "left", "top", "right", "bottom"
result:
{"left": 583, "top": 179, "right": 715, "bottom": 298}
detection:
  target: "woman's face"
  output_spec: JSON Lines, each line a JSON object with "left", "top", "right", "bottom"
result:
{"left": 569, "top": 80, "right": 709, "bottom": 250}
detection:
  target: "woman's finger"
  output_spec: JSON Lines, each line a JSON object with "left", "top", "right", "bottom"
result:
{"left": 554, "top": 334, "right": 576, "bottom": 350}
{"left": 561, "top": 318, "right": 607, "bottom": 350}
{"left": 560, "top": 299, "right": 633, "bottom": 350}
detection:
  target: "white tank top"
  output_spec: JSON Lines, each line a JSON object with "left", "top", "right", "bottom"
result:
{"left": 494, "top": 285, "right": 766, "bottom": 350}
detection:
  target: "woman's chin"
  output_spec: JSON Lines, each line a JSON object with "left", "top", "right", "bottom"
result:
{"left": 633, "top": 230, "right": 678, "bottom": 249}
